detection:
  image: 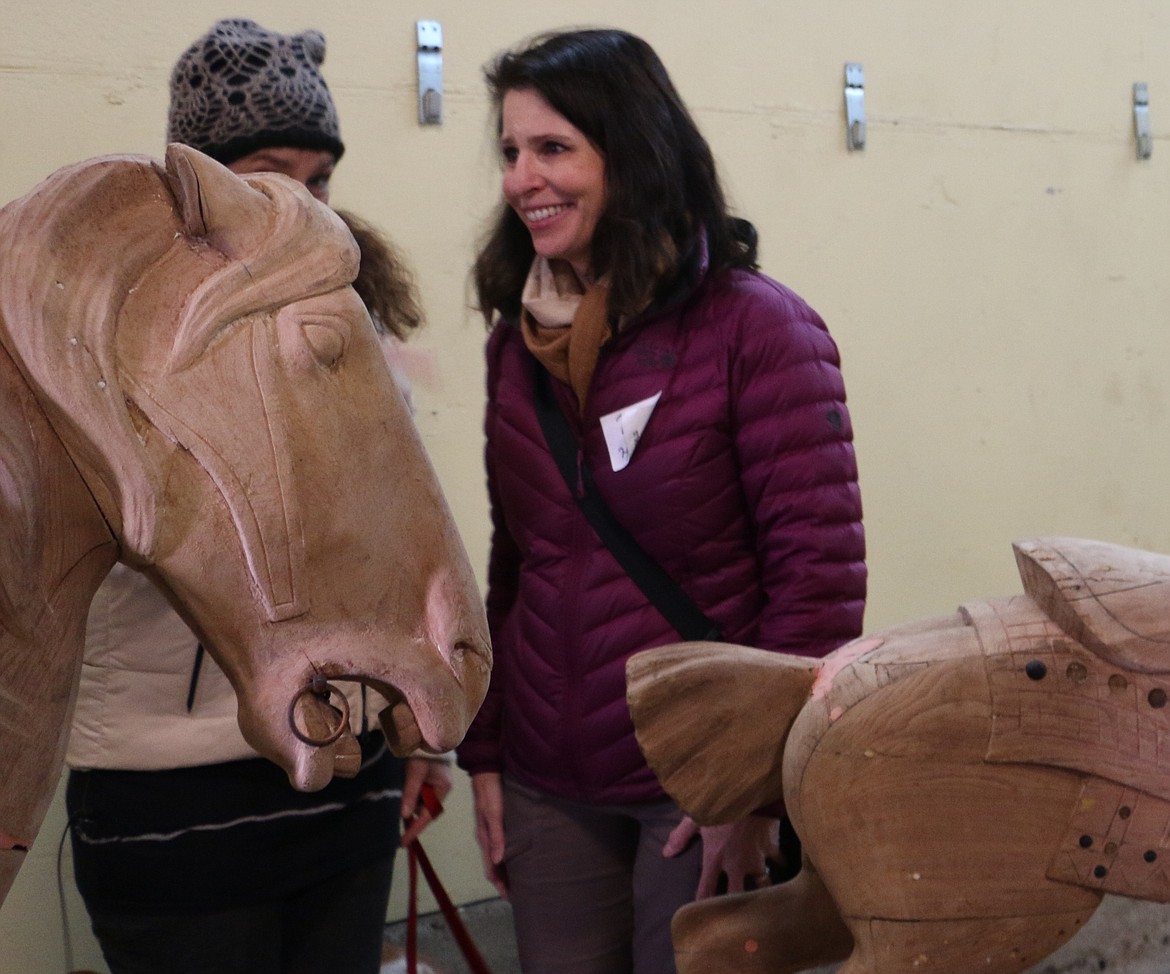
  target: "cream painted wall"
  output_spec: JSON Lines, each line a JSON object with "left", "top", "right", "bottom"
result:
{"left": 1, "top": 2, "right": 1168, "bottom": 972}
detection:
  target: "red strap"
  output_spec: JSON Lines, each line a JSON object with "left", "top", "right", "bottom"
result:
{"left": 418, "top": 782, "right": 444, "bottom": 819}
{"left": 404, "top": 786, "right": 493, "bottom": 974}
{"left": 406, "top": 839, "right": 419, "bottom": 974}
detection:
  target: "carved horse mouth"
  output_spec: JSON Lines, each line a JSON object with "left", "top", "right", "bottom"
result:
{"left": 237, "top": 623, "right": 491, "bottom": 792}
{"left": 288, "top": 643, "right": 492, "bottom": 752}
{"left": 141, "top": 517, "right": 489, "bottom": 795}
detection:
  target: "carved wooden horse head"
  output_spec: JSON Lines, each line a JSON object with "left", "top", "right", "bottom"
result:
{"left": 0, "top": 145, "right": 490, "bottom": 904}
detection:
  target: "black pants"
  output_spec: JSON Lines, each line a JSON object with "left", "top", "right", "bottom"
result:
{"left": 87, "top": 852, "right": 394, "bottom": 974}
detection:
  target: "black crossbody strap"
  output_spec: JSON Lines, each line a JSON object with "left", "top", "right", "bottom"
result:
{"left": 532, "top": 364, "right": 720, "bottom": 641}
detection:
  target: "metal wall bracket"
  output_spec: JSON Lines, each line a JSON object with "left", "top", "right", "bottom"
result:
{"left": 1134, "top": 83, "right": 1152, "bottom": 160}
{"left": 845, "top": 63, "right": 866, "bottom": 151}
{"left": 416, "top": 20, "right": 443, "bottom": 126}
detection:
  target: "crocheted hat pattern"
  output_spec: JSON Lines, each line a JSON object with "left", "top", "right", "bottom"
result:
{"left": 167, "top": 18, "right": 345, "bottom": 165}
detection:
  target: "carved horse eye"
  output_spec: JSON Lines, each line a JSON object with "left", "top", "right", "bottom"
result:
{"left": 303, "top": 323, "right": 345, "bottom": 368}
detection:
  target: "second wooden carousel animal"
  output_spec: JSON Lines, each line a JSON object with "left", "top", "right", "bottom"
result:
{"left": 628, "top": 536, "right": 1170, "bottom": 974}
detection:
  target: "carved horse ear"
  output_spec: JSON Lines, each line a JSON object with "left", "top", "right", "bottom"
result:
{"left": 157, "top": 143, "right": 273, "bottom": 259}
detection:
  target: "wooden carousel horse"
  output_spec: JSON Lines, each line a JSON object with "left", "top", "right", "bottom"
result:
{"left": 0, "top": 145, "right": 490, "bottom": 907}
{"left": 628, "top": 536, "right": 1170, "bottom": 974}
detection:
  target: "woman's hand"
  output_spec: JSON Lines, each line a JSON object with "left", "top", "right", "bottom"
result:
{"left": 664, "top": 814, "right": 779, "bottom": 900}
{"left": 400, "top": 757, "right": 454, "bottom": 847}
{"left": 471, "top": 772, "right": 509, "bottom": 898}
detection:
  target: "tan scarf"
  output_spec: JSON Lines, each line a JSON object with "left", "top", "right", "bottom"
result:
{"left": 520, "top": 258, "right": 612, "bottom": 415}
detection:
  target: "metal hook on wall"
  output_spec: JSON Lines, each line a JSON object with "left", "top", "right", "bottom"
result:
{"left": 845, "top": 63, "right": 866, "bottom": 151}
{"left": 417, "top": 21, "right": 443, "bottom": 126}
{"left": 1134, "top": 83, "right": 1152, "bottom": 160}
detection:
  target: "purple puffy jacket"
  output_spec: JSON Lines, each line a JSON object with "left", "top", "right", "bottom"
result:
{"left": 456, "top": 265, "right": 866, "bottom": 804}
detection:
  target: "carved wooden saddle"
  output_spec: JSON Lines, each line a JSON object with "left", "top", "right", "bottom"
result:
{"left": 982, "top": 538, "right": 1170, "bottom": 901}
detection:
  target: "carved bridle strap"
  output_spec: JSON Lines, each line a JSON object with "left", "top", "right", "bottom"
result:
{"left": 109, "top": 147, "right": 358, "bottom": 620}
{"left": 244, "top": 313, "right": 306, "bottom": 618}
{"left": 121, "top": 315, "right": 308, "bottom": 622}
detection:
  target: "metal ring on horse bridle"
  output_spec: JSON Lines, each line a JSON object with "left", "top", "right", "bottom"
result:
{"left": 287, "top": 674, "right": 351, "bottom": 747}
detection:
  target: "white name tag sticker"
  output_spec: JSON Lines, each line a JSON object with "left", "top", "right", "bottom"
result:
{"left": 600, "top": 392, "right": 662, "bottom": 472}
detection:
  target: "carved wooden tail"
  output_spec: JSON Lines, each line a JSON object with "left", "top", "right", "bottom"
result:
{"left": 626, "top": 641, "right": 819, "bottom": 824}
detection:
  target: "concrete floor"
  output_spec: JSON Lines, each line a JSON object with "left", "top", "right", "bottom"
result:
{"left": 1023, "top": 897, "right": 1170, "bottom": 974}
{"left": 382, "top": 898, "right": 520, "bottom": 974}
{"left": 381, "top": 894, "right": 1170, "bottom": 974}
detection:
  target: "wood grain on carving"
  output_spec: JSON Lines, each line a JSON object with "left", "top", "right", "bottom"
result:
{"left": 627, "top": 536, "right": 1170, "bottom": 974}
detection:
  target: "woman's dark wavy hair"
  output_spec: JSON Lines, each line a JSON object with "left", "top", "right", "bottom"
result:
{"left": 335, "top": 209, "right": 423, "bottom": 340}
{"left": 473, "top": 28, "right": 758, "bottom": 325}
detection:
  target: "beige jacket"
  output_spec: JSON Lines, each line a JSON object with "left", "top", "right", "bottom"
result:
{"left": 66, "top": 564, "right": 373, "bottom": 771}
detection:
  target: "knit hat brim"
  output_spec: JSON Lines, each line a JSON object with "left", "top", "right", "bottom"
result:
{"left": 199, "top": 128, "right": 345, "bottom": 167}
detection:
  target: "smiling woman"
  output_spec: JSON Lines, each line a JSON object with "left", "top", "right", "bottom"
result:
{"left": 499, "top": 88, "right": 607, "bottom": 280}
{"left": 457, "top": 27, "right": 866, "bottom": 974}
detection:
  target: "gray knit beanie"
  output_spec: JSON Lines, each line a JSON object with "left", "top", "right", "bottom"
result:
{"left": 167, "top": 18, "right": 345, "bottom": 165}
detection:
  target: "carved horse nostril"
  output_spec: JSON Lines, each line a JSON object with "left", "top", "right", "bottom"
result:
{"left": 288, "top": 676, "right": 351, "bottom": 747}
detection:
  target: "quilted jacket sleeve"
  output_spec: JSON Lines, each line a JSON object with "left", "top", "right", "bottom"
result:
{"left": 455, "top": 326, "right": 517, "bottom": 775}
{"left": 727, "top": 276, "right": 866, "bottom": 656}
